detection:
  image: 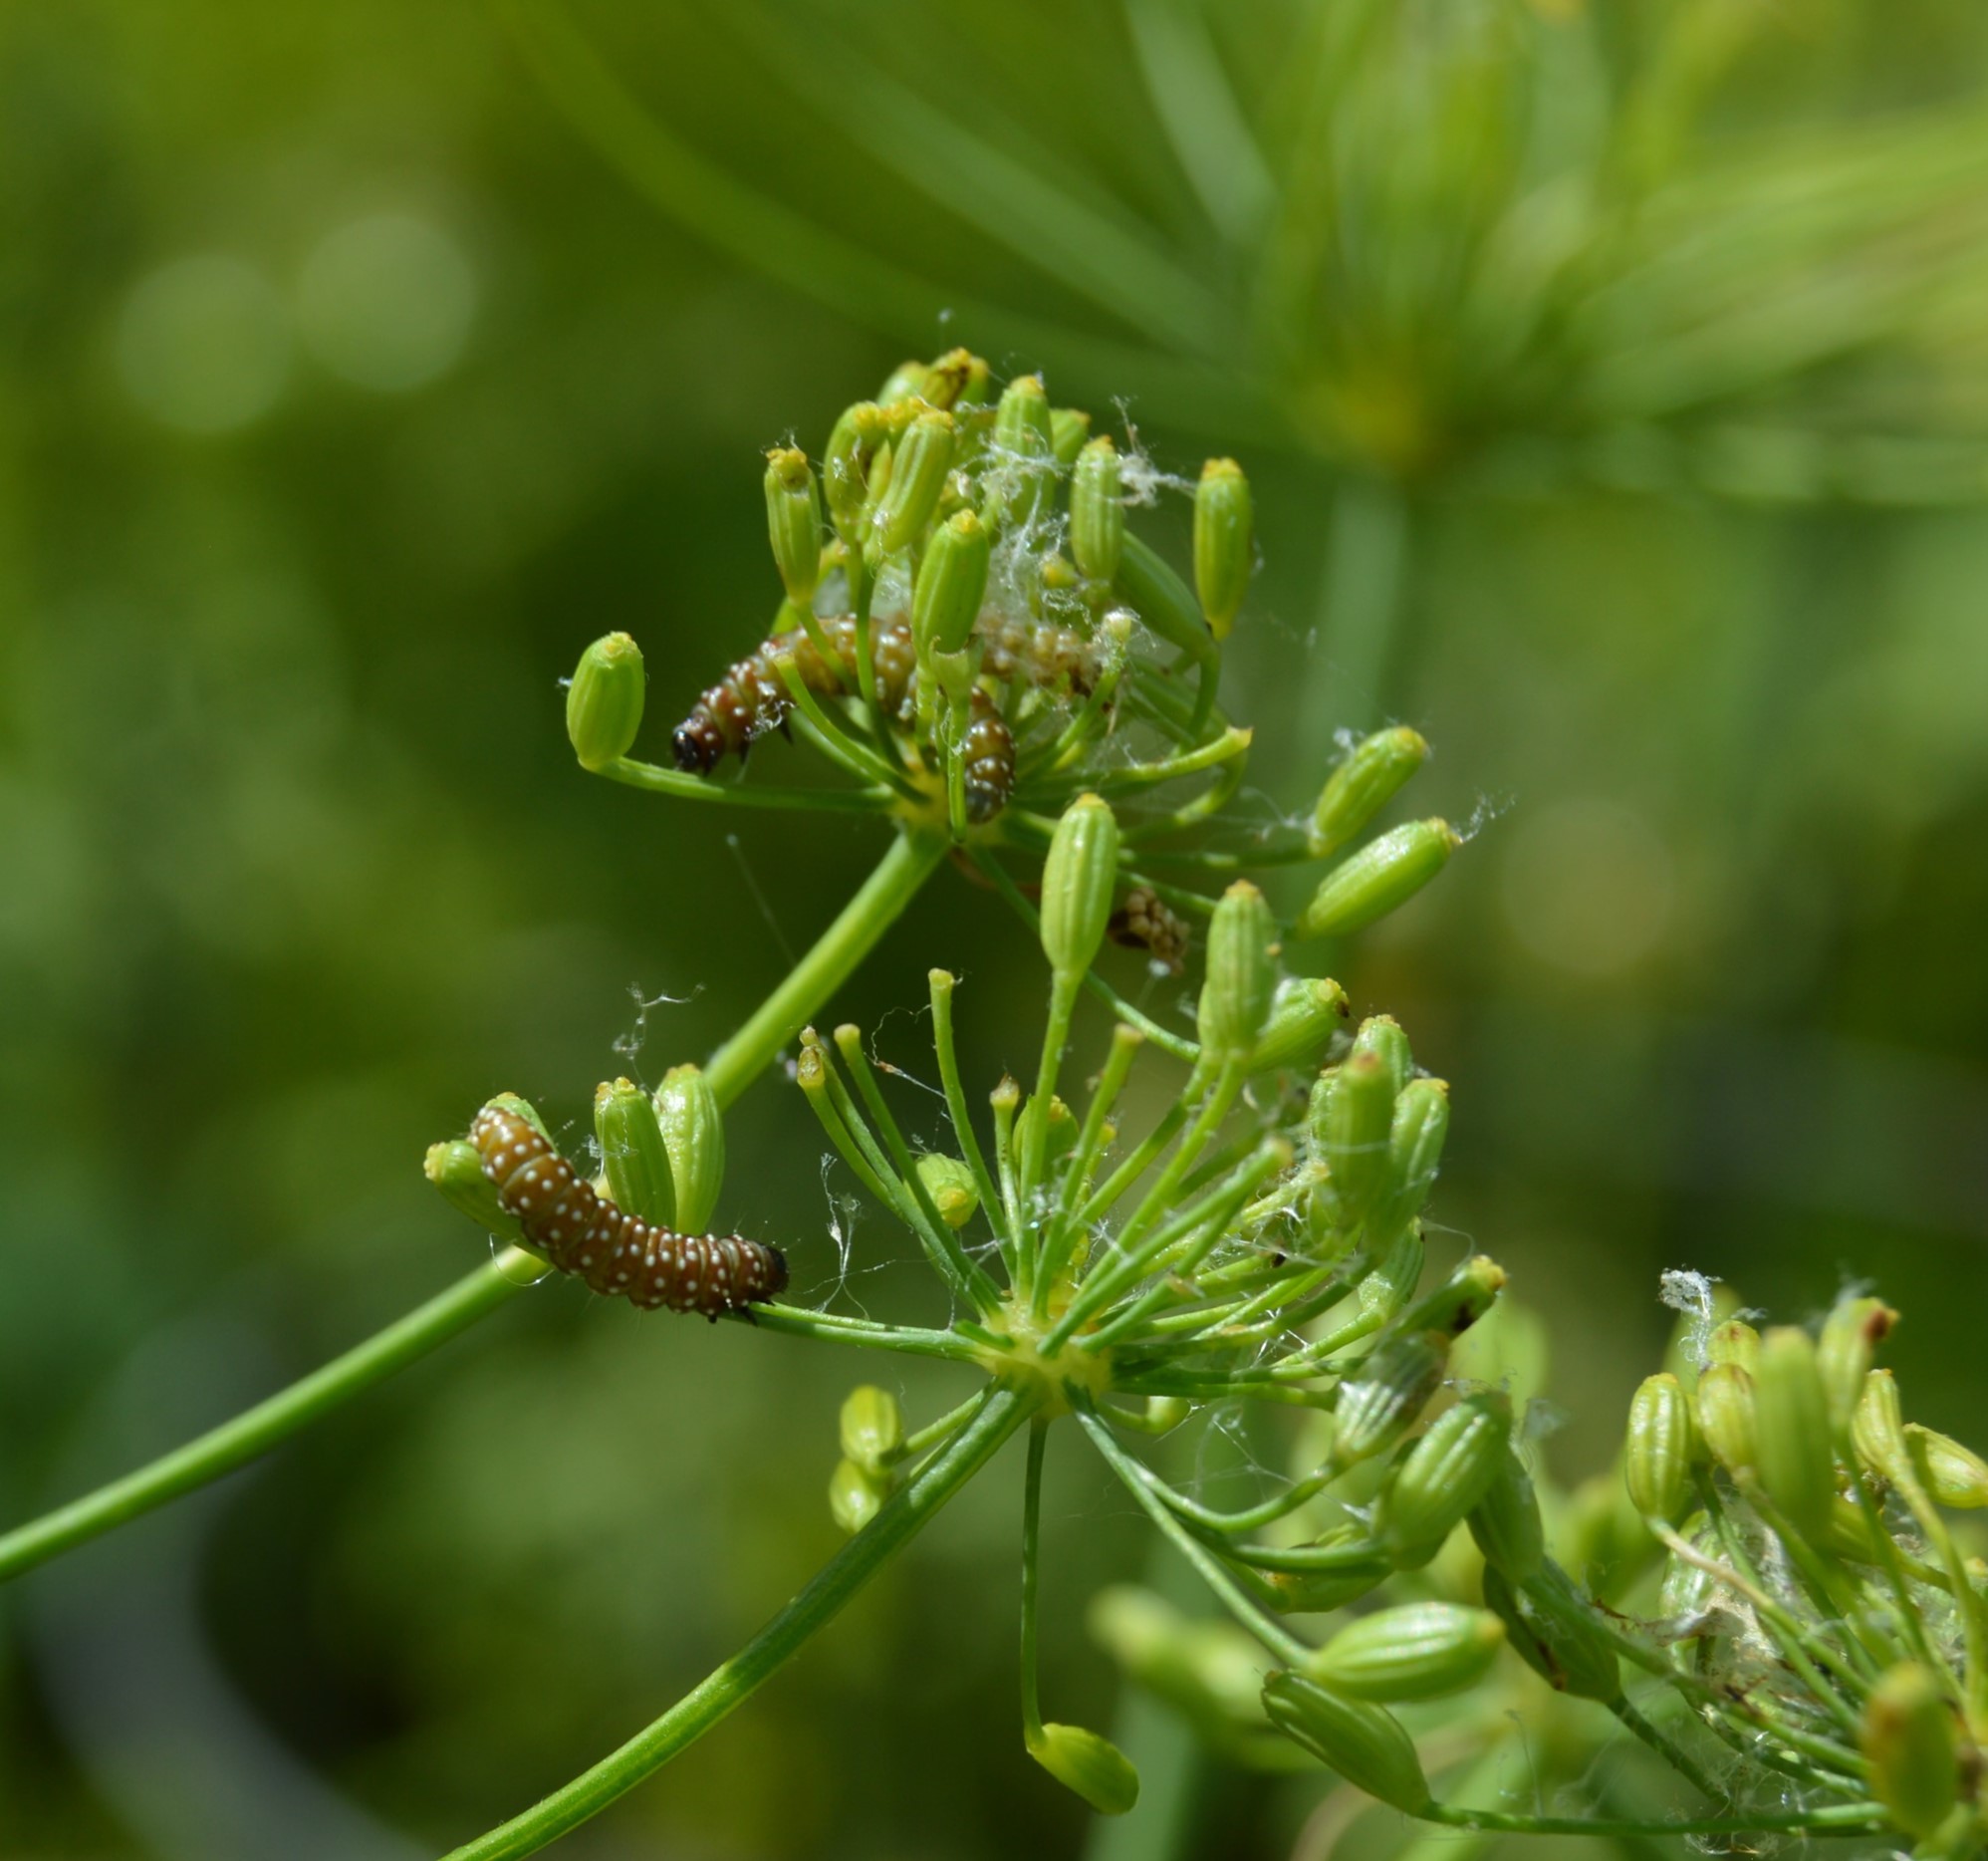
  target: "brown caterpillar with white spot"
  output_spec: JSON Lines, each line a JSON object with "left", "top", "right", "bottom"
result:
{"left": 671, "top": 610, "right": 1097, "bottom": 823}
{"left": 470, "top": 1104, "right": 787, "bottom": 1319}
{"left": 1108, "top": 885, "right": 1190, "bottom": 976}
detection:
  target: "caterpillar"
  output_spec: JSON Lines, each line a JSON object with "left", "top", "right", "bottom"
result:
{"left": 672, "top": 610, "right": 1098, "bottom": 823}
{"left": 1108, "top": 885, "right": 1190, "bottom": 975}
{"left": 470, "top": 1104, "right": 787, "bottom": 1319}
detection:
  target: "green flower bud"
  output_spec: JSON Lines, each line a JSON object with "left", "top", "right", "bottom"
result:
{"left": 1039, "top": 793, "right": 1120, "bottom": 980}
{"left": 1480, "top": 1567, "right": 1621, "bottom": 1702}
{"left": 1856, "top": 1370, "right": 1913, "bottom": 1482}
{"left": 763, "top": 446, "right": 824, "bottom": 609}
{"left": 1261, "top": 1672, "right": 1430, "bottom": 1811}
{"left": 424, "top": 1139, "right": 519, "bottom": 1237}
{"left": 1027, "top": 1723, "right": 1139, "bottom": 1816}
{"left": 1468, "top": 1446, "right": 1547, "bottom": 1581}
{"left": 1049, "top": 405, "right": 1092, "bottom": 466}
{"left": 1860, "top": 1664, "right": 1960, "bottom": 1839}
{"left": 565, "top": 632, "right": 644, "bottom": 771}
{"left": 1313, "top": 1050, "right": 1396, "bottom": 1230}
{"left": 870, "top": 407, "right": 954, "bottom": 556}
{"left": 1706, "top": 1319, "right": 1761, "bottom": 1373}
{"left": 910, "top": 509, "right": 991, "bottom": 662}
{"left": 1196, "top": 882, "right": 1279, "bottom": 1063}
{"left": 839, "top": 1385, "right": 903, "bottom": 1478}
{"left": 1295, "top": 820, "right": 1460, "bottom": 942}
{"left": 1393, "top": 1255, "right": 1505, "bottom": 1340}
{"left": 1306, "top": 1602, "right": 1506, "bottom": 1702}
{"left": 1192, "top": 457, "right": 1253, "bottom": 642}
{"left": 1249, "top": 976, "right": 1351, "bottom": 1075}
{"left": 594, "top": 1076, "right": 674, "bottom": 1227}
{"left": 1373, "top": 1079, "right": 1450, "bottom": 1239}
{"left": 981, "top": 374, "right": 1056, "bottom": 535}
{"left": 914, "top": 1154, "right": 979, "bottom": 1229}
{"left": 1755, "top": 1326, "right": 1836, "bottom": 1538}
{"left": 824, "top": 399, "right": 887, "bottom": 543}
{"left": 1141, "top": 1396, "right": 1191, "bottom": 1436}
{"left": 1377, "top": 1393, "right": 1511, "bottom": 1564}
{"left": 1311, "top": 727, "right": 1430, "bottom": 857}
{"left": 829, "top": 1457, "right": 887, "bottom": 1535}
{"left": 1695, "top": 1362, "right": 1759, "bottom": 1475}
{"left": 653, "top": 1063, "right": 725, "bottom": 1234}
{"left": 1332, "top": 1330, "right": 1449, "bottom": 1470}
{"left": 1624, "top": 1374, "right": 1697, "bottom": 1525}
{"left": 1069, "top": 436, "right": 1125, "bottom": 584}
{"left": 1819, "top": 1296, "right": 1897, "bottom": 1438}
{"left": 1908, "top": 1425, "right": 1988, "bottom": 1508}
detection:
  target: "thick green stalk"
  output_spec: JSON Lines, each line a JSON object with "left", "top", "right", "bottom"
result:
{"left": 0, "top": 1248, "right": 542, "bottom": 1583}
{"left": 444, "top": 1386, "right": 1034, "bottom": 1861}
{"left": 1422, "top": 1803, "right": 1885, "bottom": 1838}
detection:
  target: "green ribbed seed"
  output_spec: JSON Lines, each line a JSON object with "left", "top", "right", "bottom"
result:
{"left": 1027, "top": 1723, "right": 1140, "bottom": 1816}
{"left": 1069, "top": 436, "right": 1125, "bottom": 584}
{"left": 1296, "top": 820, "right": 1460, "bottom": 941}
{"left": 1377, "top": 1393, "right": 1510, "bottom": 1564}
{"left": 870, "top": 407, "right": 954, "bottom": 556}
{"left": 1311, "top": 727, "right": 1430, "bottom": 857}
{"left": 594, "top": 1076, "right": 675, "bottom": 1226}
{"left": 829, "top": 1457, "right": 888, "bottom": 1534}
{"left": 1049, "top": 406, "right": 1092, "bottom": 465}
{"left": 1192, "top": 457, "right": 1253, "bottom": 641}
{"left": 1392, "top": 1255, "right": 1505, "bottom": 1340}
{"left": 1706, "top": 1319, "right": 1761, "bottom": 1373}
{"left": 875, "top": 358, "right": 929, "bottom": 406}
{"left": 1196, "top": 881, "right": 1278, "bottom": 1063}
{"left": 565, "top": 632, "right": 644, "bottom": 771}
{"left": 1624, "top": 1373, "right": 1696, "bottom": 1525}
{"left": 1855, "top": 1370, "right": 1912, "bottom": 1482}
{"left": 914, "top": 1153, "right": 979, "bottom": 1230}
{"left": 1317, "top": 1049, "right": 1395, "bottom": 1228}
{"left": 1248, "top": 976, "right": 1349, "bottom": 1076}
{"left": 1755, "top": 1326, "right": 1836, "bottom": 1537}
{"left": 981, "top": 374, "right": 1056, "bottom": 535}
{"left": 423, "top": 1139, "right": 519, "bottom": 1238}
{"left": 1039, "top": 793, "right": 1119, "bottom": 980}
{"left": 920, "top": 347, "right": 985, "bottom": 410}
{"left": 654, "top": 1063, "right": 725, "bottom": 1234}
{"left": 839, "top": 1385, "right": 903, "bottom": 1478}
{"left": 1352, "top": 1014, "right": 1412, "bottom": 1097}
{"left": 824, "top": 399, "right": 887, "bottom": 544}
{"left": 1374, "top": 1079, "right": 1450, "bottom": 1239}
{"left": 1332, "top": 1330, "right": 1449, "bottom": 1469}
{"left": 1306, "top": 1603, "right": 1506, "bottom": 1702}
{"left": 1819, "top": 1295, "right": 1897, "bottom": 1438}
{"left": 763, "top": 446, "right": 824, "bottom": 609}
{"left": 1908, "top": 1425, "right": 1988, "bottom": 1507}
{"left": 1468, "top": 1445, "right": 1546, "bottom": 1581}
{"left": 1861, "top": 1664, "right": 1960, "bottom": 1839}
{"left": 1480, "top": 1566, "right": 1621, "bottom": 1703}
{"left": 1264, "top": 1540, "right": 1394, "bottom": 1614}
{"left": 1261, "top": 1673, "right": 1430, "bottom": 1811}
{"left": 1695, "top": 1362, "right": 1759, "bottom": 1475}
{"left": 910, "top": 510, "right": 990, "bottom": 661}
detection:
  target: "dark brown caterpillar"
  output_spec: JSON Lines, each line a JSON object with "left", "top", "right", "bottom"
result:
{"left": 959, "top": 688, "right": 1015, "bottom": 825}
{"left": 1108, "top": 885, "right": 1190, "bottom": 975}
{"left": 672, "top": 610, "right": 1098, "bottom": 806}
{"left": 470, "top": 1104, "right": 787, "bottom": 1319}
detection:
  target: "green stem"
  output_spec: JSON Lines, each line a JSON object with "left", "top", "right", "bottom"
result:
{"left": 443, "top": 1385, "right": 1034, "bottom": 1861}
{"left": 1020, "top": 1420, "right": 1049, "bottom": 1740}
{"left": 598, "top": 756, "right": 896, "bottom": 812}
{"left": 1421, "top": 1802, "right": 1884, "bottom": 1838}
{"left": 705, "top": 826, "right": 949, "bottom": 1106}
{"left": 0, "top": 1248, "right": 542, "bottom": 1584}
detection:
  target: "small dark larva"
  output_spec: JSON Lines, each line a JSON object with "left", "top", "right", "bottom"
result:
{"left": 960, "top": 689, "right": 1015, "bottom": 825}
{"left": 470, "top": 1105, "right": 787, "bottom": 1319}
{"left": 1108, "top": 886, "right": 1190, "bottom": 975}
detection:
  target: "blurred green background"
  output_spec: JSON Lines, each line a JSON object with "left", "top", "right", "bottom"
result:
{"left": 4, "top": 2, "right": 1987, "bottom": 1856}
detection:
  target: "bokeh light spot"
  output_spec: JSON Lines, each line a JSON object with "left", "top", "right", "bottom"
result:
{"left": 116, "top": 255, "right": 290, "bottom": 434}
{"left": 297, "top": 213, "right": 476, "bottom": 393}
{"left": 1502, "top": 798, "right": 1675, "bottom": 976}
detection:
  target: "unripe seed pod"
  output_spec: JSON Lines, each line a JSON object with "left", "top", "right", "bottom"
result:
{"left": 1261, "top": 1672, "right": 1430, "bottom": 1811}
{"left": 594, "top": 1076, "right": 675, "bottom": 1226}
{"left": 565, "top": 633, "right": 644, "bottom": 771}
{"left": 1049, "top": 405, "right": 1092, "bottom": 465}
{"left": 1027, "top": 1723, "right": 1139, "bottom": 1816}
{"left": 763, "top": 447, "right": 824, "bottom": 609}
{"left": 839, "top": 1385, "right": 903, "bottom": 1478}
{"left": 1070, "top": 436, "right": 1125, "bottom": 584}
{"left": 1706, "top": 1319, "right": 1761, "bottom": 1373}
{"left": 870, "top": 407, "right": 954, "bottom": 555}
{"left": 1354, "top": 1226, "right": 1425, "bottom": 1325}
{"left": 1306, "top": 1603, "right": 1506, "bottom": 1702}
{"left": 1860, "top": 1664, "right": 1960, "bottom": 1838}
{"left": 829, "top": 1457, "right": 887, "bottom": 1534}
{"left": 1192, "top": 457, "right": 1253, "bottom": 640}
{"left": 1375, "top": 1079, "right": 1449, "bottom": 1238}
{"left": 824, "top": 399, "right": 887, "bottom": 543}
{"left": 1394, "top": 1255, "right": 1505, "bottom": 1340}
{"left": 1480, "top": 1566, "right": 1621, "bottom": 1702}
{"left": 1856, "top": 1370, "right": 1912, "bottom": 1482}
{"left": 1755, "top": 1326, "right": 1836, "bottom": 1537}
{"left": 1311, "top": 727, "right": 1430, "bottom": 857}
{"left": 910, "top": 510, "right": 991, "bottom": 661}
{"left": 1196, "top": 882, "right": 1279, "bottom": 1063}
{"left": 914, "top": 1154, "right": 979, "bottom": 1230}
{"left": 1264, "top": 1542, "right": 1394, "bottom": 1614}
{"left": 1039, "top": 793, "right": 1120, "bottom": 980}
{"left": 1819, "top": 1296, "right": 1897, "bottom": 1438}
{"left": 653, "top": 1063, "right": 725, "bottom": 1234}
{"left": 1314, "top": 1049, "right": 1394, "bottom": 1228}
{"left": 1695, "top": 1362, "right": 1759, "bottom": 1475}
{"left": 1624, "top": 1374, "right": 1696, "bottom": 1525}
{"left": 1467, "top": 1446, "right": 1547, "bottom": 1581}
{"left": 1248, "top": 975, "right": 1350, "bottom": 1075}
{"left": 1333, "top": 1330, "right": 1449, "bottom": 1469}
{"left": 424, "top": 1139, "right": 520, "bottom": 1237}
{"left": 981, "top": 374, "right": 1056, "bottom": 535}
{"left": 1377, "top": 1393, "right": 1511, "bottom": 1563}
{"left": 1907, "top": 1425, "right": 1988, "bottom": 1508}
{"left": 1294, "top": 820, "right": 1460, "bottom": 941}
